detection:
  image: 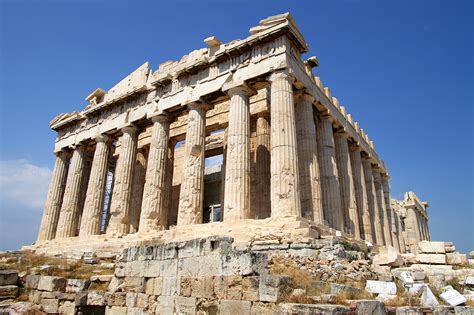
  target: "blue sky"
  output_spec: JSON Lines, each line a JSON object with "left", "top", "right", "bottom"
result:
{"left": 0, "top": 0, "right": 472, "bottom": 253}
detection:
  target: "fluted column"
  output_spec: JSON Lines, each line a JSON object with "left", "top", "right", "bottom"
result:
{"left": 37, "top": 151, "right": 69, "bottom": 241}
{"left": 106, "top": 126, "right": 138, "bottom": 236}
{"left": 163, "top": 140, "right": 176, "bottom": 226}
{"left": 397, "top": 213, "right": 406, "bottom": 252}
{"left": 382, "top": 175, "right": 398, "bottom": 249}
{"left": 349, "top": 145, "right": 373, "bottom": 243}
{"left": 255, "top": 116, "right": 271, "bottom": 219}
{"left": 268, "top": 70, "right": 302, "bottom": 218}
{"left": 295, "top": 92, "right": 323, "bottom": 224}
{"left": 223, "top": 85, "right": 254, "bottom": 222}
{"left": 406, "top": 207, "right": 422, "bottom": 252}
{"left": 374, "top": 171, "right": 391, "bottom": 246}
{"left": 79, "top": 135, "right": 110, "bottom": 237}
{"left": 334, "top": 132, "right": 360, "bottom": 238}
{"left": 139, "top": 115, "right": 170, "bottom": 233}
{"left": 317, "top": 114, "right": 343, "bottom": 230}
{"left": 362, "top": 158, "right": 383, "bottom": 245}
{"left": 56, "top": 146, "right": 86, "bottom": 238}
{"left": 129, "top": 149, "right": 148, "bottom": 233}
{"left": 177, "top": 103, "right": 207, "bottom": 225}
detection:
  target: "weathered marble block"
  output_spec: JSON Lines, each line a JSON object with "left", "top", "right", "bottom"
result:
{"left": 365, "top": 280, "right": 397, "bottom": 295}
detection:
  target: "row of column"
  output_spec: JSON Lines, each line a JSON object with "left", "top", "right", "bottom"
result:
{"left": 38, "top": 69, "right": 400, "bottom": 248}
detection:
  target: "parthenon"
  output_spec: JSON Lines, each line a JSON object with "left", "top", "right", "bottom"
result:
{"left": 35, "top": 13, "right": 430, "bottom": 255}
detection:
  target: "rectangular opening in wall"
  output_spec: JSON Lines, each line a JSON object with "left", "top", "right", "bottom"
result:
{"left": 203, "top": 153, "right": 223, "bottom": 223}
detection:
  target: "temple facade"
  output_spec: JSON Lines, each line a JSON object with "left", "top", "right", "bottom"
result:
{"left": 36, "top": 13, "right": 430, "bottom": 253}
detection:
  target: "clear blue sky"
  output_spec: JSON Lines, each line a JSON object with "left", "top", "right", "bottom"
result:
{"left": 0, "top": 0, "right": 472, "bottom": 253}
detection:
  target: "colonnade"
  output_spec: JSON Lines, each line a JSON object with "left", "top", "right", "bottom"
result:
{"left": 37, "top": 69, "right": 402, "bottom": 248}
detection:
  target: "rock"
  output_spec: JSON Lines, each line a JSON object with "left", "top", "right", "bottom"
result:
{"left": 106, "top": 306, "right": 127, "bottom": 315}
{"left": 318, "top": 244, "right": 346, "bottom": 261}
{"left": 37, "top": 276, "right": 67, "bottom": 292}
{"left": 0, "top": 285, "right": 19, "bottom": 299}
{"left": 376, "top": 294, "right": 397, "bottom": 302}
{"left": 40, "top": 298, "right": 59, "bottom": 313}
{"left": 440, "top": 287, "right": 467, "bottom": 306}
{"left": 87, "top": 291, "right": 106, "bottom": 306}
{"left": 421, "top": 285, "right": 439, "bottom": 307}
{"left": 219, "top": 299, "right": 251, "bottom": 314}
{"left": 397, "top": 271, "right": 414, "bottom": 286}
{"left": 66, "top": 279, "right": 90, "bottom": 293}
{"left": 278, "top": 303, "right": 352, "bottom": 314}
{"left": 396, "top": 306, "right": 424, "bottom": 315}
{"left": 0, "top": 270, "right": 18, "bottom": 286}
{"left": 330, "top": 283, "right": 362, "bottom": 296}
{"left": 90, "top": 275, "right": 114, "bottom": 282}
{"left": 373, "top": 247, "right": 402, "bottom": 266}
{"left": 468, "top": 260, "right": 474, "bottom": 268}
{"left": 454, "top": 306, "right": 474, "bottom": 315}
{"left": 25, "top": 275, "right": 40, "bottom": 289}
{"left": 429, "top": 274, "right": 447, "bottom": 290}
{"left": 352, "top": 300, "right": 386, "bottom": 315}
{"left": 418, "top": 241, "right": 446, "bottom": 254}
{"left": 466, "top": 277, "right": 474, "bottom": 286}
{"left": 59, "top": 301, "right": 75, "bottom": 314}
{"left": 469, "top": 251, "right": 474, "bottom": 259}
{"left": 259, "top": 275, "right": 292, "bottom": 302}
{"left": 416, "top": 254, "right": 447, "bottom": 264}
{"left": 433, "top": 306, "right": 456, "bottom": 315}
{"left": 365, "top": 280, "right": 397, "bottom": 295}
{"left": 408, "top": 283, "right": 426, "bottom": 296}
{"left": 446, "top": 253, "right": 468, "bottom": 266}
{"left": 412, "top": 271, "right": 426, "bottom": 281}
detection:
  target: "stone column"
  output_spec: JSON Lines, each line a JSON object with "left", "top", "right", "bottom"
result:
{"left": 268, "top": 70, "right": 302, "bottom": 218}
{"left": 349, "top": 145, "right": 373, "bottom": 243}
{"left": 374, "top": 171, "right": 392, "bottom": 246}
{"left": 334, "top": 132, "right": 360, "bottom": 238}
{"left": 163, "top": 140, "right": 176, "bottom": 227}
{"left": 316, "top": 114, "right": 343, "bottom": 230}
{"left": 139, "top": 115, "right": 170, "bottom": 233}
{"left": 55, "top": 146, "right": 86, "bottom": 238}
{"left": 223, "top": 85, "right": 254, "bottom": 222}
{"left": 177, "top": 103, "right": 207, "bottom": 225}
{"left": 295, "top": 92, "right": 323, "bottom": 224}
{"left": 255, "top": 116, "right": 271, "bottom": 219}
{"left": 79, "top": 135, "right": 110, "bottom": 237}
{"left": 397, "top": 214, "right": 406, "bottom": 252}
{"left": 406, "top": 207, "right": 422, "bottom": 252}
{"left": 382, "top": 175, "right": 398, "bottom": 249}
{"left": 362, "top": 158, "right": 384, "bottom": 245}
{"left": 129, "top": 148, "right": 148, "bottom": 233}
{"left": 106, "top": 126, "right": 138, "bottom": 236}
{"left": 37, "top": 151, "right": 69, "bottom": 241}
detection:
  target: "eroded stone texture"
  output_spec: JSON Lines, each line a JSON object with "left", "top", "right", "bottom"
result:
{"left": 295, "top": 92, "right": 323, "bottom": 224}
{"left": 334, "top": 132, "right": 359, "bottom": 238}
{"left": 177, "top": 103, "right": 207, "bottom": 225}
{"left": 349, "top": 145, "right": 373, "bottom": 243}
{"left": 139, "top": 115, "right": 170, "bottom": 233}
{"left": 79, "top": 135, "right": 111, "bottom": 237}
{"left": 56, "top": 146, "right": 86, "bottom": 238}
{"left": 373, "top": 171, "right": 392, "bottom": 247}
{"left": 362, "top": 158, "right": 383, "bottom": 246}
{"left": 129, "top": 148, "right": 148, "bottom": 233}
{"left": 37, "top": 151, "right": 69, "bottom": 241}
{"left": 223, "top": 85, "right": 254, "bottom": 222}
{"left": 269, "top": 70, "right": 301, "bottom": 218}
{"left": 107, "top": 126, "right": 138, "bottom": 236}
{"left": 317, "top": 114, "right": 342, "bottom": 230}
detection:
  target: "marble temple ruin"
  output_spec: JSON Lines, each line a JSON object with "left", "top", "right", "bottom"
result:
{"left": 34, "top": 13, "right": 430, "bottom": 255}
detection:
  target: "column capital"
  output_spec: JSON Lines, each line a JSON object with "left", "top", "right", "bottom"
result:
{"left": 268, "top": 69, "right": 295, "bottom": 84}
{"left": 54, "top": 150, "right": 69, "bottom": 159}
{"left": 121, "top": 125, "right": 137, "bottom": 134}
{"left": 320, "top": 114, "right": 335, "bottom": 124}
{"left": 294, "top": 90, "right": 315, "bottom": 104}
{"left": 348, "top": 143, "right": 362, "bottom": 153}
{"left": 95, "top": 134, "right": 110, "bottom": 143}
{"left": 187, "top": 101, "right": 212, "bottom": 112}
{"left": 222, "top": 82, "right": 256, "bottom": 97}
{"left": 151, "top": 113, "right": 170, "bottom": 124}
{"left": 334, "top": 130, "right": 350, "bottom": 139}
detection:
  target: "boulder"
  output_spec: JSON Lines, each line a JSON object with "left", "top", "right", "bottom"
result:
{"left": 278, "top": 304, "right": 352, "bottom": 314}
{"left": 365, "top": 280, "right": 397, "bottom": 295}
{"left": 25, "top": 275, "right": 41, "bottom": 289}
{"left": 446, "top": 253, "right": 468, "bottom": 266}
{"left": 259, "top": 275, "right": 292, "bottom": 302}
{"left": 0, "top": 270, "right": 18, "bottom": 286}
{"left": 373, "top": 247, "right": 402, "bottom": 267}
{"left": 416, "top": 254, "right": 446, "bottom": 264}
{"left": 466, "top": 276, "right": 474, "bottom": 286}
{"left": 440, "top": 287, "right": 467, "bottom": 306}
{"left": 0, "top": 285, "right": 19, "bottom": 299}
{"left": 37, "top": 276, "right": 67, "bottom": 292}
{"left": 352, "top": 300, "right": 386, "bottom": 315}
{"left": 421, "top": 285, "right": 439, "bottom": 307}
{"left": 66, "top": 279, "right": 90, "bottom": 293}
{"left": 418, "top": 241, "right": 446, "bottom": 254}
{"left": 454, "top": 306, "right": 474, "bottom": 315}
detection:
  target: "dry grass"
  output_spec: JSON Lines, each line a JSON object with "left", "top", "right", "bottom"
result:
{"left": 466, "top": 299, "right": 474, "bottom": 307}
{"left": 89, "top": 281, "right": 109, "bottom": 291}
{"left": 280, "top": 293, "right": 315, "bottom": 304}
{"left": 0, "top": 251, "right": 113, "bottom": 279}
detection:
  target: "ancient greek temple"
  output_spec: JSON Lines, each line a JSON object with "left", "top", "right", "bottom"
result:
{"left": 35, "top": 13, "right": 430, "bottom": 254}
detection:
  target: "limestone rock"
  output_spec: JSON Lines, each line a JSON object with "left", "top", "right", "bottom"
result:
{"left": 446, "top": 252, "right": 468, "bottom": 266}
{"left": 352, "top": 300, "right": 386, "bottom": 315}
{"left": 0, "top": 270, "right": 18, "bottom": 286}
{"left": 440, "top": 287, "right": 467, "bottom": 306}
{"left": 0, "top": 285, "right": 18, "bottom": 299}
{"left": 365, "top": 280, "right": 397, "bottom": 295}
{"left": 416, "top": 254, "right": 446, "bottom": 264}
{"left": 418, "top": 241, "right": 446, "bottom": 254}
{"left": 373, "top": 247, "right": 402, "bottom": 266}
{"left": 66, "top": 279, "right": 90, "bottom": 293}
{"left": 259, "top": 275, "right": 292, "bottom": 302}
{"left": 37, "top": 276, "right": 67, "bottom": 292}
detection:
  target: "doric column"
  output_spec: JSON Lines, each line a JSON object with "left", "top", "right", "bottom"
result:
{"left": 316, "top": 114, "right": 343, "bottom": 230}
{"left": 268, "top": 70, "right": 302, "bottom": 218}
{"left": 139, "top": 115, "right": 170, "bottom": 233}
{"left": 129, "top": 148, "right": 148, "bottom": 233}
{"left": 37, "top": 151, "right": 69, "bottom": 241}
{"left": 177, "top": 102, "right": 207, "bottom": 225}
{"left": 349, "top": 145, "right": 373, "bottom": 243}
{"left": 397, "top": 213, "right": 406, "bottom": 252}
{"left": 106, "top": 126, "right": 138, "bottom": 236}
{"left": 382, "top": 175, "right": 398, "bottom": 249}
{"left": 334, "top": 132, "right": 360, "bottom": 238}
{"left": 406, "top": 207, "right": 422, "bottom": 252}
{"left": 223, "top": 85, "right": 254, "bottom": 222}
{"left": 79, "top": 135, "right": 110, "bottom": 237}
{"left": 255, "top": 116, "right": 271, "bottom": 219}
{"left": 163, "top": 140, "right": 176, "bottom": 226}
{"left": 374, "top": 171, "right": 391, "bottom": 246}
{"left": 55, "top": 146, "right": 86, "bottom": 238}
{"left": 362, "top": 158, "right": 384, "bottom": 245}
{"left": 295, "top": 92, "right": 323, "bottom": 224}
